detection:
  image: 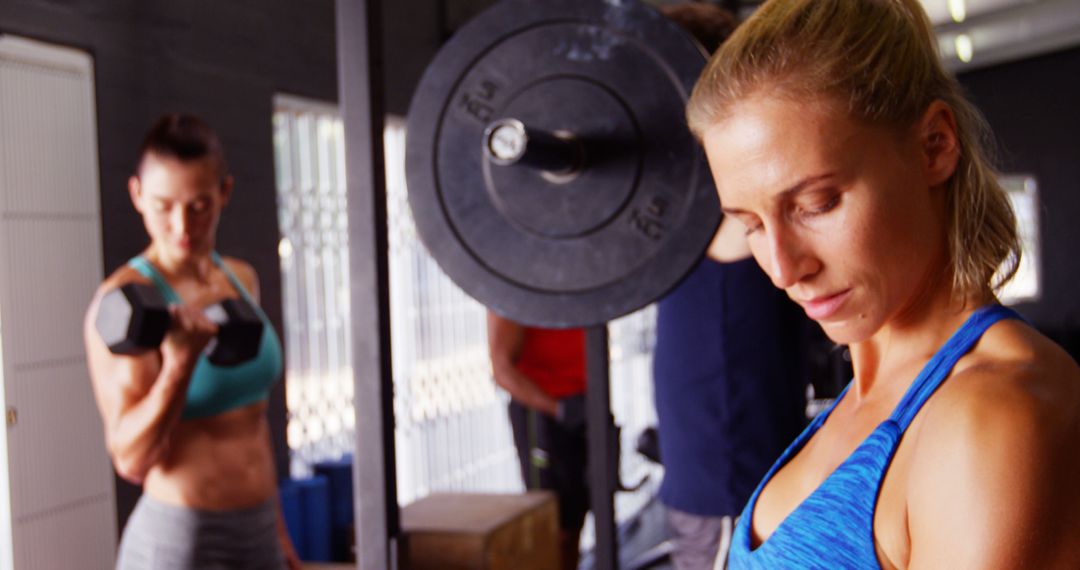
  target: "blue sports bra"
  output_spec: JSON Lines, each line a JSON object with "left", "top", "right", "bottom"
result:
{"left": 727, "top": 304, "right": 1021, "bottom": 569}
{"left": 128, "top": 253, "right": 284, "bottom": 420}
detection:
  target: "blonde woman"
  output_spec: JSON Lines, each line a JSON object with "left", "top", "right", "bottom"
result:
{"left": 686, "top": 0, "right": 1080, "bottom": 567}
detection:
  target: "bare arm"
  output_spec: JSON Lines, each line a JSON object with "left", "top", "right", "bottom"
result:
{"left": 706, "top": 215, "right": 752, "bottom": 263}
{"left": 277, "top": 499, "right": 302, "bottom": 569}
{"left": 84, "top": 277, "right": 216, "bottom": 483}
{"left": 907, "top": 363, "right": 1080, "bottom": 568}
{"left": 486, "top": 311, "right": 559, "bottom": 416}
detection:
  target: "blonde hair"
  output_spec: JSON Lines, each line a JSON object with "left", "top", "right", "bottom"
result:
{"left": 686, "top": 0, "right": 1020, "bottom": 300}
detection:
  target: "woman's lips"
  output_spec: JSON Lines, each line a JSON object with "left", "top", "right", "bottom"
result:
{"left": 799, "top": 289, "right": 852, "bottom": 320}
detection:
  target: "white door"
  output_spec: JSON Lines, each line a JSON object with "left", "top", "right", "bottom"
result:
{"left": 0, "top": 35, "right": 117, "bottom": 570}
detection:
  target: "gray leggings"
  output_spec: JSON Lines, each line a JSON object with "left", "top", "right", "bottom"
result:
{"left": 116, "top": 495, "right": 285, "bottom": 570}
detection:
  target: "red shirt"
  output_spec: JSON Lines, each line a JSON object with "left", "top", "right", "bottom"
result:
{"left": 514, "top": 327, "right": 586, "bottom": 398}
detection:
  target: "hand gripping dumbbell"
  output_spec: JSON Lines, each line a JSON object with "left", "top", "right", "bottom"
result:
{"left": 95, "top": 283, "right": 264, "bottom": 366}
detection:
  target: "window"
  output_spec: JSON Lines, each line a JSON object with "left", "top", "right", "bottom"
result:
{"left": 997, "top": 175, "right": 1040, "bottom": 305}
{"left": 273, "top": 95, "right": 353, "bottom": 476}
{"left": 272, "top": 101, "right": 521, "bottom": 496}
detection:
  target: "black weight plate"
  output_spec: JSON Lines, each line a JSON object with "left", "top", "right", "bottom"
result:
{"left": 406, "top": 0, "right": 720, "bottom": 328}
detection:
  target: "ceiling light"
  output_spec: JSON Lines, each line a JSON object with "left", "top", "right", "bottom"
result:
{"left": 948, "top": 0, "right": 967, "bottom": 23}
{"left": 955, "top": 34, "right": 974, "bottom": 63}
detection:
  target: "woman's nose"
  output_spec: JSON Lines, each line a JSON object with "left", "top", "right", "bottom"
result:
{"left": 760, "top": 225, "right": 819, "bottom": 290}
{"left": 171, "top": 207, "right": 191, "bottom": 235}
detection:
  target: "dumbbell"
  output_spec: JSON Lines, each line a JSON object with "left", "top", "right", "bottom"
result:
{"left": 95, "top": 283, "right": 264, "bottom": 366}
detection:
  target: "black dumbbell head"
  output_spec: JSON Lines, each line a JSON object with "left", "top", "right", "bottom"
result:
{"left": 96, "top": 283, "right": 170, "bottom": 355}
{"left": 203, "top": 298, "right": 264, "bottom": 366}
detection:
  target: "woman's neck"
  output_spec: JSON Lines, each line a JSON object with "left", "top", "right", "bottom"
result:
{"left": 846, "top": 281, "right": 989, "bottom": 403}
{"left": 144, "top": 245, "right": 216, "bottom": 283}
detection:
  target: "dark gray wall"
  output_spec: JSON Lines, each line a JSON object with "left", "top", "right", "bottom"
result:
{"left": 381, "top": 0, "right": 493, "bottom": 115}
{"left": 0, "top": 0, "right": 337, "bottom": 533}
{"left": 958, "top": 46, "right": 1080, "bottom": 355}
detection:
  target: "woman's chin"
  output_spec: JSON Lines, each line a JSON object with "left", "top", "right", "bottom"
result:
{"left": 817, "top": 316, "right": 875, "bottom": 347}
{"left": 160, "top": 241, "right": 210, "bottom": 261}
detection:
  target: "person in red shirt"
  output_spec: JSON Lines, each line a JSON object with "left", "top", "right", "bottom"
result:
{"left": 487, "top": 312, "right": 588, "bottom": 570}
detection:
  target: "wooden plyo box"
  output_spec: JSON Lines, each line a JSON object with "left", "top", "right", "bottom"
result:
{"left": 401, "top": 491, "right": 559, "bottom": 570}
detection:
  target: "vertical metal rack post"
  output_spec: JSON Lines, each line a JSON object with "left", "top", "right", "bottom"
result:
{"left": 337, "top": 0, "right": 400, "bottom": 568}
{"left": 587, "top": 325, "right": 618, "bottom": 570}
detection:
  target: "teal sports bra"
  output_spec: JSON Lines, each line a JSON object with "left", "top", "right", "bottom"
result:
{"left": 128, "top": 253, "right": 284, "bottom": 419}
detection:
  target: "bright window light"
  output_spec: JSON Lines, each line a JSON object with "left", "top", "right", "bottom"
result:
{"left": 997, "top": 175, "right": 1041, "bottom": 305}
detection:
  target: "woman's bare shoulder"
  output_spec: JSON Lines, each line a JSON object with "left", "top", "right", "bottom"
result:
{"left": 98, "top": 264, "right": 153, "bottom": 294}
{"left": 219, "top": 256, "right": 260, "bottom": 301}
{"left": 929, "top": 318, "right": 1079, "bottom": 426}
{"left": 87, "top": 265, "right": 154, "bottom": 319}
{"left": 906, "top": 318, "right": 1080, "bottom": 566}
{"left": 963, "top": 317, "right": 1079, "bottom": 397}
{"left": 913, "top": 317, "right": 1080, "bottom": 486}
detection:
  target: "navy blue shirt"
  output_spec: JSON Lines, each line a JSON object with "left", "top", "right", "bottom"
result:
{"left": 653, "top": 257, "right": 808, "bottom": 516}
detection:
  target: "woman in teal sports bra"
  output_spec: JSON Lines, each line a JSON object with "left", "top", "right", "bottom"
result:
{"left": 685, "top": 0, "right": 1080, "bottom": 568}
{"left": 84, "top": 114, "right": 301, "bottom": 569}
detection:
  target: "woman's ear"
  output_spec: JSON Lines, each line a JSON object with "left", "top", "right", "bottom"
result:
{"left": 128, "top": 175, "right": 143, "bottom": 213}
{"left": 219, "top": 175, "right": 234, "bottom": 207}
{"left": 919, "top": 100, "right": 961, "bottom": 187}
